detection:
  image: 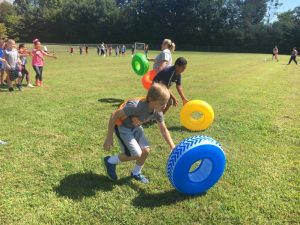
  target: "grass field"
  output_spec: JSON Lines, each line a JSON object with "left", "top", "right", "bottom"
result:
{"left": 0, "top": 47, "right": 299, "bottom": 225}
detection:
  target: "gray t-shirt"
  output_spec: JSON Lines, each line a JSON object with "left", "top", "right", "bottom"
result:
{"left": 153, "top": 49, "right": 172, "bottom": 70}
{"left": 121, "top": 99, "right": 164, "bottom": 129}
{"left": 4, "top": 49, "right": 19, "bottom": 69}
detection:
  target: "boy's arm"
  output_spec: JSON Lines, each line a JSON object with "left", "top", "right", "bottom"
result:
{"left": 176, "top": 84, "right": 189, "bottom": 105}
{"left": 157, "top": 121, "right": 175, "bottom": 151}
{"left": 103, "top": 109, "right": 127, "bottom": 150}
{"left": 3, "top": 53, "right": 11, "bottom": 69}
{"left": 157, "top": 60, "right": 168, "bottom": 71}
{"left": 169, "top": 90, "right": 178, "bottom": 107}
{"left": 19, "top": 52, "right": 31, "bottom": 57}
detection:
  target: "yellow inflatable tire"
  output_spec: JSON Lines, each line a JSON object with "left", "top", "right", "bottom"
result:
{"left": 180, "top": 100, "right": 214, "bottom": 131}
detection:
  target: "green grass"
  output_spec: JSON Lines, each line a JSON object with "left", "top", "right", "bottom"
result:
{"left": 0, "top": 48, "right": 299, "bottom": 225}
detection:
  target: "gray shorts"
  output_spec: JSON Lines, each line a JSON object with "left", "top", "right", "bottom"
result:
{"left": 114, "top": 125, "right": 149, "bottom": 157}
{"left": 0, "top": 63, "right": 5, "bottom": 70}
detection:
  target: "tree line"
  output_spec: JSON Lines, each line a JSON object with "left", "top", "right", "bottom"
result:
{"left": 0, "top": 0, "right": 299, "bottom": 53}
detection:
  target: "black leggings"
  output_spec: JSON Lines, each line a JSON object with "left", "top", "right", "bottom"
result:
{"left": 33, "top": 66, "right": 43, "bottom": 81}
{"left": 21, "top": 65, "right": 29, "bottom": 83}
{"left": 288, "top": 56, "right": 297, "bottom": 65}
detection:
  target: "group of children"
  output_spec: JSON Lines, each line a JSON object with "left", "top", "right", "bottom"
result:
{"left": 0, "top": 38, "right": 56, "bottom": 91}
{"left": 103, "top": 38, "right": 189, "bottom": 183}
{"left": 70, "top": 43, "right": 149, "bottom": 57}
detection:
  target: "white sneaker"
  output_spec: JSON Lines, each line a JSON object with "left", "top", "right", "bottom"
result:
{"left": 0, "top": 140, "right": 8, "bottom": 145}
{"left": 27, "top": 83, "right": 35, "bottom": 88}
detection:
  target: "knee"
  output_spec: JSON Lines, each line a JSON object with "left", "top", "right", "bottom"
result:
{"left": 142, "top": 147, "right": 150, "bottom": 154}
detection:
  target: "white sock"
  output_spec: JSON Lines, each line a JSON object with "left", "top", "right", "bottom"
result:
{"left": 108, "top": 155, "right": 120, "bottom": 164}
{"left": 132, "top": 165, "right": 143, "bottom": 176}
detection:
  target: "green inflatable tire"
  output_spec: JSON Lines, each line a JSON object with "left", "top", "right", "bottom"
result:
{"left": 132, "top": 53, "right": 149, "bottom": 76}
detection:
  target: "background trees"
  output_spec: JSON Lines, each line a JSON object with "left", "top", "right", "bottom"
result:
{"left": 0, "top": 0, "right": 299, "bottom": 53}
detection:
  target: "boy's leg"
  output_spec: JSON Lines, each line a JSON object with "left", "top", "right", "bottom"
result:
{"left": 130, "top": 127, "right": 151, "bottom": 183}
{"left": 0, "top": 68, "right": 3, "bottom": 84}
{"left": 103, "top": 126, "right": 142, "bottom": 181}
{"left": 23, "top": 66, "right": 30, "bottom": 84}
{"left": 104, "top": 126, "right": 152, "bottom": 183}
{"left": 16, "top": 76, "right": 22, "bottom": 91}
{"left": 288, "top": 57, "right": 292, "bottom": 65}
{"left": 6, "top": 70, "right": 12, "bottom": 89}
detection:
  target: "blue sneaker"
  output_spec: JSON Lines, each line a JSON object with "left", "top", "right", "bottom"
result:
{"left": 103, "top": 156, "right": 118, "bottom": 181}
{"left": 131, "top": 172, "right": 149, "bottom": 184}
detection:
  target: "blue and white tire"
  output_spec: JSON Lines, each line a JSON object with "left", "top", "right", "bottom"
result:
{"left": 167, "top": 136, "right": 226, "bottom": 195}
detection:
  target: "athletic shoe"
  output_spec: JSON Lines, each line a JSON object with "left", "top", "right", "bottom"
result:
{"left": 27, "top": 83, "right": 34, "bottom": 88}
{"left": 40, "top": 81, "right": 43, "bottom": 87}
{"left": 16, "top": 84, "right": 22, "bottom": 91}
{"left": 35, "top": 80, "right": 40, "bottom": 87}
{"left": 130, "top": 172, "right": 149, "bottom": 184}
{"left": 103, "top": 156, "right": 118, "bottom": 181}
{"left": 0, "top": 140, "right": 8, "bottom": 145}
{"left": 8, "top": 87, "right": 14, "bottom": 92}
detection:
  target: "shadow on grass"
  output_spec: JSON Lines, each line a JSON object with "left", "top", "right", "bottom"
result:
{"left": 167, "top": 126, "right": 203, "bottom": 133}
{"left": 53, "top": 172, "right": 205, "bottom": 207}
{"left": 0, "top": 85, "right": 8, "bottom": 92}
{"left": 53, "top": 172, "right": 131, "bottom": 200}
{"left": 98, "top": 98, "right": 124, "bottom": 107}
{"left": 131, "top": 188, "right": 206, "bottom": 208}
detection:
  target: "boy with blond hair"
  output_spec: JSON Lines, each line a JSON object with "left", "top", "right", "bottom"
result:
{"left": 4, "top": 39, "right": 22, "bottom": 92}
{"left": 103, "top": 83, "right": 175, "bottom": 183}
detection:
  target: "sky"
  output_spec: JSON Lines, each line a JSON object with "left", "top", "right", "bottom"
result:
{"left": 277, "top": 0, "right": 300, "bottom": 13}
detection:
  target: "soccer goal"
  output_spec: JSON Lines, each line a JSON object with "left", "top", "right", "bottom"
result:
{"left": 134, "top": 42, "right": 145, "bottom": 52}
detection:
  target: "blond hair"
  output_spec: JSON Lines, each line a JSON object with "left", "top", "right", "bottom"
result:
{"left": 163, "top": 39, "right": 176, "bottom": 52}
{"left": 7, "top": 39, "right": 15, "bottom": 45}
{"left": 147, "top": 83, "right": 170, "bottom": 103}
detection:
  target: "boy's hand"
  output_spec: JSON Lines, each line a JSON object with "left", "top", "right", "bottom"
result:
{"left": 6, "top": 64, "right": 11, "bottom": 70}
{"left": 103, "top": 137, "right": 113, "bottom": 151}
{"left": 183, "top": 98, "right": 189, "bottom": 105}
{"left": 132, "top": 117, "right": 143, "bottom": 126}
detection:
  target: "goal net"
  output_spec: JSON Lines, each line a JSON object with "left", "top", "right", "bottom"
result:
{"left": 134, "top": 42, "right": 145, "bottom": 52}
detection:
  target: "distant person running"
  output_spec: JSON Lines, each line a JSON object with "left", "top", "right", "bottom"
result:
{"left": 144, "top": 44, "right": 149, "bottom": 57}
{"left": 32, "top": 39, "right": 57, "bottom": 87}
{"left": 85, "top": 45, "right": 89, "bottom": 54}
{"left": 70, "top": 47, "right": 74, "bottom": 55}
{"left": 287, "top": 47, "right": 298, "bottom": 65}
{"left": 148, "top": 39, "right": 175, "bottom": 72}
{"left": 100, "top": 43, "right": 106, "bottom": 56}
{"left": 108, "top": 45, "right": 112, "bottom": 56}
{"left": 105, "top": 44, "right": 108, "bottom": 55}
{"left": 79, "top": 46, "right": 83, "bottom": 55}
{"left": 121, "top": 45, "right": 126, "bottom": 56}
{"left": 115, "top": 46, "right": 119, "bottom": 56}
{"left": 131, "top": 45, "right": 135, "bottom": 56}
{"left": 272, "top": 46, "right": 279, "bottom": 62}
{"left": 97, "top": 45, "right": 100, "bottom": 56}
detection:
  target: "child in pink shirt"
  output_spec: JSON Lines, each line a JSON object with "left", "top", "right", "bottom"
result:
{"left": 32, "top": 39, "right": 56, "bottom": 87}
